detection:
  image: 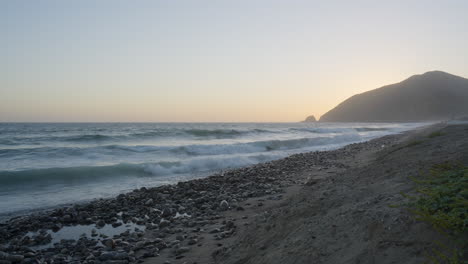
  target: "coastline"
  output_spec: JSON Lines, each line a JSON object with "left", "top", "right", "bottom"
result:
{"left": 1, "top": 122, "right": 466, "bottom": 263}
{"left": 0, "top": 122, "right": 423, "bottom": 222}
{"left": 1, "top": 122, "right": 424, "bottom": 217}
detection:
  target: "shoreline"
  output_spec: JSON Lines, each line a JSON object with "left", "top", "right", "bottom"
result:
{"left": 0, "top": 122, "right": 427, "bottom": 219}
{"left": 2, "top": 122, "right": 464, "bottom": 263}
{"left": 0, "top": 123, "right": 423, "bottom": 222}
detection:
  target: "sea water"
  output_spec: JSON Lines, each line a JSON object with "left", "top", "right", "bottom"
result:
{"left": 0, "top": 122, "right": 428, "bottom": 218}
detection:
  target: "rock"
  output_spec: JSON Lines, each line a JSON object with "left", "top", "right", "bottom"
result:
{"left": 0, "top": 251, "right": 8, "bottom": 260}
{"left": 96, "top": 220, "right": 106, "bottom": 228}
{"left": 140, "top": 250, "right": 155, "bottom": 258}
{"left": 6, "top": 255, "right": 24, "bottom": 263}
{"left": 112, "top": 222, "right": 122, "bottom": 227}
{"left": 169, "top": 240, "right": 181, "bottom": 247}
{"left": 99, "top": 251, "right": 117, "bottom": 261}
{"left": 23, "top": 252, "right": 35, "bottom": 258}
{"left": 177, "top": 205, "right": 186, "bottom": 213}
{"left": 62, "top": 214, "right": 72, "bottom": 222}
{"left": 156, "top": 242, "right": 168, "bottom": 250}
{"left": 209, "top": 228, "right": 221, "bottom": 234}
{"left": 159, "top": 219, "right": 171, "bottom": 228}
{"left": 103, "top": 261, "right": 128, "bottom": 264}
{"left": 225, "top": 220, "right": 235, "bottom": 229}
{"left": 175, "top": 246, "right": 190, "bottom": 255}
{"left": 134, "top": 241, "right": 145, "bottom": 250}
{"left": 103, "top": 239, "right": 115, "bottom": 248}
{"left": 51, "top": 223, "right": 62, "bottom": 232}
{"left": 161, "top": 208, "right": 173, "bottom": 217}
{"left": 219, "top": 200, "right": 229, "bottom": 211}
{"left": 303, "top": 115, "right": 317, "bottom": 122}
{"left": 144, "top": 199, "right": 154, "bottom": 206}
{"left": 113, "top": 251, "right": 129, "bottom": 260}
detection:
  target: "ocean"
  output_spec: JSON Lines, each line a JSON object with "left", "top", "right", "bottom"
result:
{"left": 0, "top": 122, "right": 427, "bottom": 218}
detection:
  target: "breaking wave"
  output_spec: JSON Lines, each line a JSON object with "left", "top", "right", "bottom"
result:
{"left": 0, "top": 134, "right": 361, "bottom": 159}
{"left": 0, "top": 122, "right": 429, "bottom": 215}
{"left": 0, "top": 154, "right": 279, "bottom": 186}
{"left": 0, "top": 128, "right": 279, "bottom": 146}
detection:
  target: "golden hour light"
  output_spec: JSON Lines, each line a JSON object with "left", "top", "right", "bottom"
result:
{"left": 1, "top": 1, "right": 467, "bottom": 262}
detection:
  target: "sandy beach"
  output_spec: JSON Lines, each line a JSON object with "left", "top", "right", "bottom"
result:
{"left": 1, "top": 122, "right": 467, "bottom": 263}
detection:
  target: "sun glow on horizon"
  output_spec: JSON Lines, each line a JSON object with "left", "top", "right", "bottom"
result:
{"left": 2, "top": 1, "right": 468, "bottom": 122}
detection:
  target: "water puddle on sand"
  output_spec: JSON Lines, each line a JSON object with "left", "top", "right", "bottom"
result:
{"left": 25, "top": 220, "right": 146, "bottom": 250}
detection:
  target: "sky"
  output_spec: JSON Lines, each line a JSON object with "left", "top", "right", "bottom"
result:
{"left": 2, "top": 0, "right": 468, "bottom": 122}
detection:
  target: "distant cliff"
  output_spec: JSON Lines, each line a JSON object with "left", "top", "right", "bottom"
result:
{"left": 319, "top": 71, "right": 468, "bottom": 122}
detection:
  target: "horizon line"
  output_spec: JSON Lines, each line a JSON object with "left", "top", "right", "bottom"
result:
{"left": 0, "top": 121, "right": 307, "bottom": 124}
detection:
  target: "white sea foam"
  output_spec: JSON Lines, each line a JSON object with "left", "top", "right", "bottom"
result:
{"left": 0, "top": 122, "right": 430, "bottom": 216}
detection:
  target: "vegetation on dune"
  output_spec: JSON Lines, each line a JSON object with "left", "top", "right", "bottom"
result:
{"left": 406, "top": 139, "right": 424, "bottom": 147}
{"left": 428, "top": 131, "right": 445, "bottom": 138}
{"left": 405, "top": 163, "right": 468, "bottom": 263}
{"left": 381, "top": 132, "right": 444, "bottom": 160}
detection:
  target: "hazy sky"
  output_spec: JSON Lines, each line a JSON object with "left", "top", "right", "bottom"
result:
{"left": 2, "top": 0, "right": 468, "bottom": 122}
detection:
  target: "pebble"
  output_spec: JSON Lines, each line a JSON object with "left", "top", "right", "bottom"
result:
{"left": 103, "top": 239, "right": 115, "bottom": 248}
{"left": 159, "top": 219, "right": 171, "bottom": 228}
{"left": 219, "top": 200, "right": 229, "bottom": 211}
{"left": 175, "top": 246, "right": 190, "bottom": 255}
{"left": 96, "top": 220, "right": 106, "bottom": 228}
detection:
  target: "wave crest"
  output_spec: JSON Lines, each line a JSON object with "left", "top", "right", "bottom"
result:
{"left": 0, "top": 153, "right": 279, "bottom": 187}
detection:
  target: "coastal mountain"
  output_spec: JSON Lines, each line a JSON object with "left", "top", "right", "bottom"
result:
{"left": 319, "top": 71, "right": 468, "bottom": 122}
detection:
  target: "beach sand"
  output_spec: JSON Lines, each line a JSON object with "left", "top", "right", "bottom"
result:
{"left": 1, "top": 122, "right": 467, "bottom": 263}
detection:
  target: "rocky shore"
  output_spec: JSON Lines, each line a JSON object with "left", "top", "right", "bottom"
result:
{"left": 0, "top": 138, "right": 375, "bottom": 263}
{"left": 0, "top": 139, "right": 350, "bottom": 263}
{"left": 1, "top": 122, "right": 466, "bottom": 264}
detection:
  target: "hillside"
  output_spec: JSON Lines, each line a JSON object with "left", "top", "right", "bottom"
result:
{"left": 319, "top": 71, "right": 468, "bottom": 122}
{"left": 218, "top": 123, "right": 468, "bottom": 264}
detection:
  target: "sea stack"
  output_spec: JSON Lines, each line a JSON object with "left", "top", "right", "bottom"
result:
{"left": 303, "top": 115, "right": 317, "bottom": 122}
